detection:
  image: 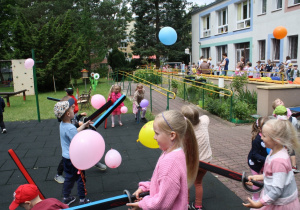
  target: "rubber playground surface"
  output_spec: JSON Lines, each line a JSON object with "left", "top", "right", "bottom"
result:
{"left": 0, "top": 113, "right": 249, "bottom": 209}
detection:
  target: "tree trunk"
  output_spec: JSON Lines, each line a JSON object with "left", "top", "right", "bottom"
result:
{"left": 53, "top": 74, "right": 56, "bottom": 93}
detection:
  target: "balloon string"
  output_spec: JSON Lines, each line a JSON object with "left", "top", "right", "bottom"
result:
{"left": 79, "top": 170, "right": 87, "bottom": 196}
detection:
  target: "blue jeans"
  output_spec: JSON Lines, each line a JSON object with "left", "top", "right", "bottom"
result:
{"left": 63, "top": 157, "right": 86, "bottom": 199}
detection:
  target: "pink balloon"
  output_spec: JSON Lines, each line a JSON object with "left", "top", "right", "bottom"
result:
{"left": 70, "top": 130, "right": 105, "bottom": 170}
{"left": 24, "top": 58, "right": 35, "bottom": 69}
{"left": 105, "top": 149, "right": 122, "bottom": 168}
{"left": 120, "top": 106, "right": 128, "bottom": 114}
{"left": 91, "top": 94, "right": 106, "bottom": 109}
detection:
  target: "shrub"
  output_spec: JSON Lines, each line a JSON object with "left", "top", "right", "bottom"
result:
{"left": 233, "top": 100, "right": 251, "bottom": 120}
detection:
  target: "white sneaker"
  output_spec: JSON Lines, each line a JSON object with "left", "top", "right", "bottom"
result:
{"left": 2, "top": 129, "right": 7, "bottom": 134}
{"left": 54, "top": 175, "right": 65, "bottom": 184}
{"left": 95, "top": 162, "right": 107, "bottom": 171}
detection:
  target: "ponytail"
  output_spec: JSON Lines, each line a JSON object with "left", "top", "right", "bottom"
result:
{"left": 184, "top": 119, "right": 199, "bottom": 187}
{"left": 155, "top": 110, "right": 199, "bottom": 188}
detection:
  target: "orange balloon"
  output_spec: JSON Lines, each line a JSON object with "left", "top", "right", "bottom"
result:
{"left": 273, "top": 26, "right": 287, "bottom": 39}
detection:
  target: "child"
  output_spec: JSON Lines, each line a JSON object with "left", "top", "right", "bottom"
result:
{"left": 54, "top": 96, "right": 102, "bottom": 184}
{"left": 255, "top": 61, "right": 262, "bottom": 78}
{"left": 108, "top": 84, "right": 124, "bottom": 127}
{"left": 290, "top": 64, "right": 299, "bottom": 82}
{"left": 272, "top": 99, "right": 299, "bottom": 173}
{"left": 0, "top": 96, "right": 6, "bottom": 134}
{"left": 181, "top": 105, "right": 212, "bottom": 210}
{"left": 286, "top": 63, "right": 293, "bottom": 81}
{"left": 65, "top": 88, "right": 78, "bottom": 116}
{"left": 247, "top": 62, "right": 253, "bottom": 78}
{"left": 181, "top": 61, "right": 185, "bottom": 73}
{"left": 54, "top": 98, "right": 92, "bottom": 205}
{"left": 279, "top": 64, "right": 285, "bottom": 81}
{"left": 215, "top": 62, "right": 221, "bottom": 75}
{"left": 133, "top": 84, "right": 147, "bottom": 123}
{"left": 9, "top": 184, "right": 68, "bottom": 210}
{"left": 243, "top": 119, "right": 300, "bottom": 209}
{"left": 126, "top": 110, "right": 199, "bottom": 209}
{"left": 272, "top": 63, "right": 279, "bottom": 77}
{"left": 247, "top": 117, "right": 269, "bottom": 202}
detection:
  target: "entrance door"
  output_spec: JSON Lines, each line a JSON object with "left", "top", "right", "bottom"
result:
{"left": 235, "top": 42, "right": 250, "bottom": 65}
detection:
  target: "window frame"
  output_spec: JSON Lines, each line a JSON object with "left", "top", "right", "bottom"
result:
{"left": 271, "top": 38, "right": 280, "bottom": 61}
{"left": 289, "top": 35, "right": 298, "bottom": 61}
{"left": 201, "top": 47, "right": 211, "bottom": 59}
{"left": 236, "top": 0, "right": 251, "bottom": 29}
{"left": 261, "top": 0, "right": 267, "bottom": 14}
{"left": 216, "top": 45, "right": 228, "bottom": 63}
{"left": 274, "top": 0, "right": 283, "bottom": 9}
{"left": 217, "top": 8, "right": 228, "bottom": 34}
{"left": 258, "top": 40, "right": 266, "bottom": 62}
{"left": 202, "top": 15, "right": 211, "bottom": 38}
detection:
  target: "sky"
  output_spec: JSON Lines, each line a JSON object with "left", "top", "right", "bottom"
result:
{"left": 186, "top": 0, "right": 215, "bottom": 7}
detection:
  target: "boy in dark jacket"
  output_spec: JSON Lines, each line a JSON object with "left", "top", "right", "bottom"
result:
{"left": 0, "top": 96, "right": 6, "bottom": 133}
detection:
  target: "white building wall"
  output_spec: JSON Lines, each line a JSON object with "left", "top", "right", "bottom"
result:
{"left": 191, "top": 0, "right": 300, "bottom": 71}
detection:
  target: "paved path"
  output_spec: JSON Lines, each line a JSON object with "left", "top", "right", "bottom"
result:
{"left": 122, "top": 80, "right": 300, "bottom": 201}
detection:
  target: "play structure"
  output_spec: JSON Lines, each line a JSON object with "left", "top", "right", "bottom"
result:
{"left": 11, "top": 59, "right": 35, "bottom": 95}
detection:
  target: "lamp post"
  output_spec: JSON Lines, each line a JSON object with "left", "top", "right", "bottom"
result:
{"left": 81, "top": 69, "right": 89, "bottom": 92}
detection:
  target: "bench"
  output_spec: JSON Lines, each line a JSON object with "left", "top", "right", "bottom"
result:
{"left": 0, "top": 89, "right": 27, "bottom": 107}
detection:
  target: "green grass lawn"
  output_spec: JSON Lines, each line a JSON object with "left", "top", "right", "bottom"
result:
{"left": 0, "top": 78, "right": 155, "bottom": 122}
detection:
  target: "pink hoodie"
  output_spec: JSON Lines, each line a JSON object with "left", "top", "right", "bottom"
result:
{"left": 138, "top": 148, "right": 187, "bottom": 210}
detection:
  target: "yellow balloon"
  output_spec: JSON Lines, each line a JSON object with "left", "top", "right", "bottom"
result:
{"left": 137, "top": 121, "right": 159, "bottom": 149}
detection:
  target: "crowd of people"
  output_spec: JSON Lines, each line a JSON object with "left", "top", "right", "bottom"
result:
{"left": 160, "top": 55, "right": 299, "bottom": 83}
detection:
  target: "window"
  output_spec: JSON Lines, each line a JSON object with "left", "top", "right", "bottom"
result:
{"left": 236, "top": 0, "right": 251, "bottom": 29}
{"left": 289, "top": 35, "right": 298, "bottom": 60}
{"left": 202, "top": 47, "right": 210, "bottom": 59}
{"left": 272, "top": 38, "right": 280, "bottom": 61}
{"left": 218, "top": 8, "right": 228, "bottom": 34}
{"left": 275, "top": 0, "right": 282, "bottom": 9}
{"left": 261, "top": 0, "right": 267, "bottom": 14}
{"left": 258, "top": 40, "right": 266, "bottom": 61}
{"left": 288, "top": 0, "right": 300, "bottom": 6}
{"left": 202, "top": 15, "right": 211, "bottom": 37}
{"left": 119, "top": 42, "right": 127, "bottom": 48}
{"left": 236, "top": 42, "right": 250, "bottom": 64}
{"left": 216, "top": 45, "right": 227, "bottom": 62}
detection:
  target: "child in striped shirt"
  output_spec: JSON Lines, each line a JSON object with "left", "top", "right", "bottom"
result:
{"left": 243, "top": 119, "right": 300, "bottom": 209}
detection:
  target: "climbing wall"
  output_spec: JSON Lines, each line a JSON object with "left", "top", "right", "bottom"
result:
{"left": 11, "top": 59, "right": 35, "bottom": 95}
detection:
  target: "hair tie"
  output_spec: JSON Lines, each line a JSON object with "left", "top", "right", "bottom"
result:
{"left": 256, "top": 119, "right": 259, "bottom": 127}
{"left": 162, "top": 112, "right": 173, "bottom": 131}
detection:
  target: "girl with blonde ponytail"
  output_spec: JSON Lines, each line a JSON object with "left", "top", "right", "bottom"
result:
{"left": 127, "top": 110, "right": 199, "bottom": 210}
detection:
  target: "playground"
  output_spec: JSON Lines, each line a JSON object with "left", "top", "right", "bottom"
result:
{"left": 1, "top": 74, "right": 300, "bottom": 209}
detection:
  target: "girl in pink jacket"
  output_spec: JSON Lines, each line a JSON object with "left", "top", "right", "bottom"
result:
{"left": 127, "top": 110, "right": 199, "bottom": 210}
{"left": 108, "top": 84, "right": 124, "bottom": 127}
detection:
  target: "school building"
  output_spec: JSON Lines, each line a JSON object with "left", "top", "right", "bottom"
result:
{"left": 191, "top": 0, "right": 300, "bottom": 70}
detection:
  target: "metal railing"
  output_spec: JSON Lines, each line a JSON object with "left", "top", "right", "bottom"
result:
{"left": 108, "top": 70, "right": 176, "bottom": 112}
{"left": 149, "top": 70, "right": 234, "bottom": 121}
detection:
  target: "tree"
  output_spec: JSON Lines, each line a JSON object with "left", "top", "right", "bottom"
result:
{"left": 107, "top": 48, "right": 127, "bottom": 70}
{"left": 130, "top": 0, "right": 191, "bottom": 66}
{"left": 35, "top": 10, "right": 86, "bottom": 91}
{"left": 74, "top": 0, "right": 132, "bottom": 70}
